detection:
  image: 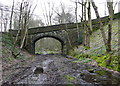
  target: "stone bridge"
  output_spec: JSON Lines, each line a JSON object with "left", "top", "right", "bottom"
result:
{"left": 10, "top": 12, "right": 120, "bottom": 54}
{"left": 11, "top": 23, "right": 82, "bottom": 54}
{"left": 25, "top": 24, "right": 80, "bottom": 54}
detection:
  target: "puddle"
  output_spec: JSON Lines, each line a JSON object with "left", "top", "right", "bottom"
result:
{"left": 34, "top": 67, "right": 44, "bottom": 74}
{"left": 81, "top": 70, "right": 120, "bottom": 85}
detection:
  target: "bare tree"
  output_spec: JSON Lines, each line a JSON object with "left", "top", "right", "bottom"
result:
{"left": 75, "top": 1, "right": 80, "bottom": 45}
{"left": 20, "top": 1, "right": 31, "bottom": 48}
{"left": 88, "top": 0, "right": 92, "bottom": 32}
{"left": 14, "top": 0, "right": 23, "bottom": 44}
{"left": 9, "top": 0, "right": 14, "bottom": 30}
{"left": 104, "top": 3, "right": 107, "bottom": 16}
{"left": 20, "top": 0, "right": 38, "bottom": 48}
{"left": 81, "top": 0, "right": 84, "bottom": 22}
{"left": 41, "top": 2, "right": 54, "bottom": 25}
{"left": 106, "top": 0, "right": 114, "bottom": 53}
{"left": 3, "top": 14, "right": 9, "bottom": 32}
{"left": 118, "top": 1, "right": 120, "bottom": 72}
{"left": 77, "top": 0, "right": 90, "bottom": 47}
{"left": 83, "top": 1, "right": 87, "bottom": 46}
{"left": 13, "top": 0, "right": 38, "bottom": 48}
{"left": 103, "top": 0, "right": 114, "bottom": 66}
{"left": 81, "top": 0, "right": 84, "bottom": 46}
{"left": 9, "top": 0, "right": 15, "bottom": 40}
{"left": 29, "top": 17, "right": 44, "bottom": 28}
{"left": 53, "top": 3, "right": 75, "bottom": 24}
{"left": 53, "top": 3, "right": 75, "bottom": 49}
{"left": 91, "top": 0, "right": 108, "bottom": 52}
{"left": 83, "top": 0, "right": 90, "bottom": 48}
{"left": 48, "top": 2, "right": 54, "bottom": 25}
{"left": 0, "top": 8, "right": 3, "bottom": 32}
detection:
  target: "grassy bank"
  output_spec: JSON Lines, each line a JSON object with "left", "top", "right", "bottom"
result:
{"left": 69, "top": 19, "right": 120, "bottom": 72}
{"left": 2, "top": 33, "right": 35, "bottom": 70}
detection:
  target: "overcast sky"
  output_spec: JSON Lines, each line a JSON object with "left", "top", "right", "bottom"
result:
{"left": 0, "top": 0, "right": 120, "bottom": 22}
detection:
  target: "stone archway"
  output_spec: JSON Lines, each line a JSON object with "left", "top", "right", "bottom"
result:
{"left": 23, "top": 30, "right": 69, "bottom": 54}
{"left": 34, "top": 36, "right": 64, "bottom": 54}
{"left": 28, "top": 34, "right": 67, "bottom": 55}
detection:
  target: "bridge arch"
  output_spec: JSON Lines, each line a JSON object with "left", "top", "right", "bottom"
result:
{"left": 25, "top": 32, "right": 68, "bottom": 55}
{"left": 33, "top": 35, "right": 66, "bottom": 54}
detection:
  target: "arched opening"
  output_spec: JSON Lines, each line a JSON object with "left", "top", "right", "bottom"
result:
{"left": 34, "top": 36, "right": 64, "bottom": 54}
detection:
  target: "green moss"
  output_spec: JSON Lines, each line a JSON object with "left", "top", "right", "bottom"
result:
{"left": 64, "top": 75, "right": 76, "bottom": 81}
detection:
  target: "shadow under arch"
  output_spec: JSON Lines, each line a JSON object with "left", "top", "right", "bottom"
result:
{"left": 33, "top": 35, "right": 66, "bottom": 54}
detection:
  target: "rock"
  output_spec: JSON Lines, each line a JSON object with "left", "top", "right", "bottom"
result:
{"left": 88, "top": 69, "right": 95, "bottom": 73}
{"left": 80, "top": 73, "right": 85, "bottom": 76}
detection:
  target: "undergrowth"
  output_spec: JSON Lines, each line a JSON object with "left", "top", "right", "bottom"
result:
{"left": 69, "top": 50, "right": 92, "bottom": 64}
{"left": 91, "top": 54, "right": 119, "bottom": 72}
{"left": 69, "top": 49, "right": 120, "bottom": 72}
{"left": 2, "top": 33, "right": 26, "bottom": 62}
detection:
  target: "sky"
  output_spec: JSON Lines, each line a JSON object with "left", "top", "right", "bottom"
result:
{"left": 0, "top": 0, "right": 120, "bottom": 23}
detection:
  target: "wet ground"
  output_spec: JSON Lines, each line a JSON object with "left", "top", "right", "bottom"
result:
{"left": 2, "top": 54, "right": 120, "bottom": 85}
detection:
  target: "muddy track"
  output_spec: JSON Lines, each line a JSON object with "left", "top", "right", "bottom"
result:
{"left": 2, "top": 54, "right": 120, "bottom": 85}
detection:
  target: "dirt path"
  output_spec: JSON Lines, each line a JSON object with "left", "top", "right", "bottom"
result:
{"left": 2, "top": 54, "right": 120, "bottom": 85}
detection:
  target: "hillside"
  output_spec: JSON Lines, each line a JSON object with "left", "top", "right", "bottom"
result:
{"left": 2, "top": 33, "right": 36, "bottom": 83}
{"left": 71, "top": 19, "right": 120, "bottom": 72}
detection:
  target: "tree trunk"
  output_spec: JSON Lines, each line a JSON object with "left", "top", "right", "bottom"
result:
{"left": 1, "top": 9, "right": 3, "bottom": 32}
{"left": 20, "top": 2, "right": 30, "bottom": 49}
{"left": 20, "top": 27, "right": 28, "bottom": 48}
{"left": 83, "top": 1, "right": 90, "bottom": 48}
{"left": 14, "top": 1, "right": 23, "bottom": 44}
{"left": 81, "top": 0, "right": 84, "bottom": 45}
{"left": 87, "top": 0, "right": 92, "bottom": 48}
{"left": 118, "top": 2, "right": 120, "bottom": 72}
{"left": 106, "top": 1, "right": 114, "bottom": 53}
{"left": 88, "top": 0, "right": 92, "bottom": 33}
{"left": 9, "top": 0, "right": 14, "bottom": 30}
{"left": 20, "top": 17, "right": 27, "bottom": 48}
{"left": 75, "top": 1, "right": 80, "bottom": 44}
{"left": 9, "top": 0, "right": 14, "bottom": 40}
{"left": 3, "top": 18, "right": 8, "bottom": 32}
{"left": 91, "top": 0, "right": 108, "bottom": 52}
